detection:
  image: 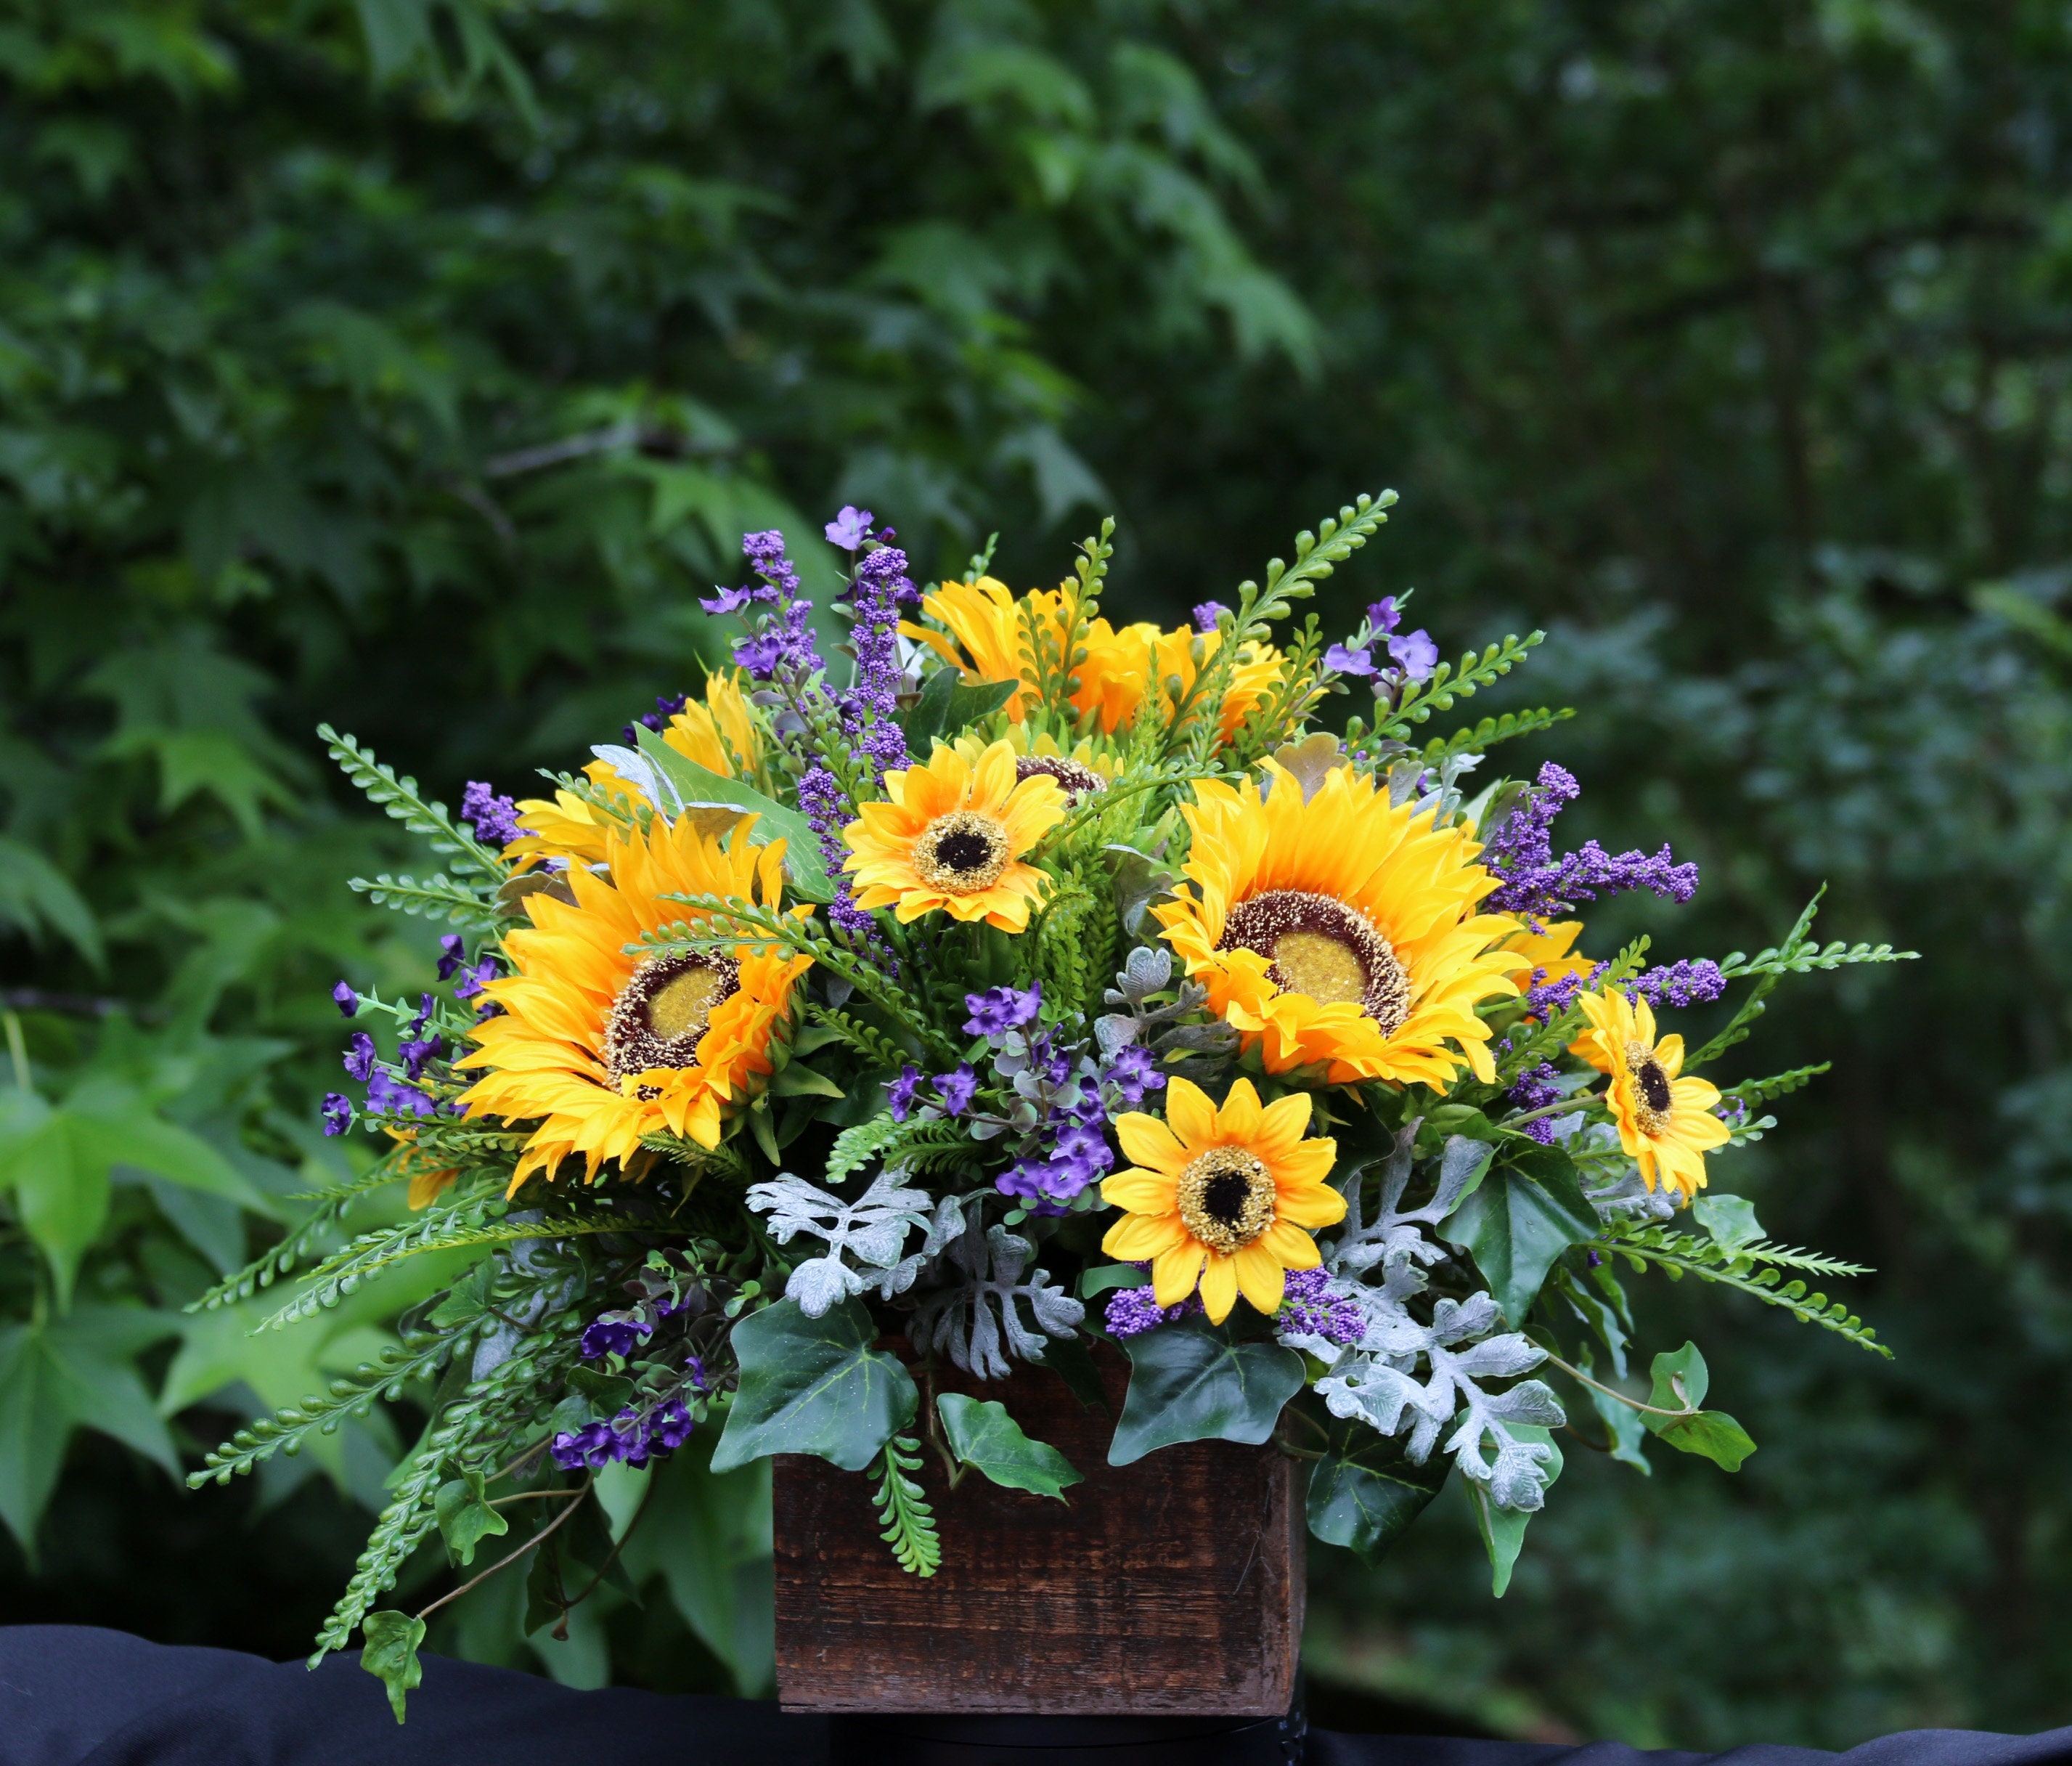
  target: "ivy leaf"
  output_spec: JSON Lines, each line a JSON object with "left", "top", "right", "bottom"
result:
{"left": 1108, "top": 1317, "right": 1304, "bottom": 1467}
{"left": 1644, "top": 1341, "right": 1756, "bottom": 1471}
{"left": 937, "top": 1392, "right": 1082, "bottom": 1500}
{"left": 632, "top": 728, "right": 834, "bottom": 902}
{"left": 1439, "top": 1142, "right": 1599, "bottom": 1327}
{"left": 359, "top": 1610, "right": 425, "bottom": 1723}
{"left": 900, "top": 670, "right": 1018, "bottom": 749}
{"left": 1040, "top": 1332, "right": 1112, "bottom": 1415}
{"left": 1693, "top": 1194, "right": 1763, "bottom": 1253}
{"left": 1466, "top": 1424, "right": 1564, "bottom": 1597}
{"left": 435, "top": 1469, "right": 509, "bottom": 1566}
{"left": 710, "top": 1298, "right": 917, "bottom": 1473}
{"left": 1304, "top": 1409, "right": 1451, "bottom": 1563}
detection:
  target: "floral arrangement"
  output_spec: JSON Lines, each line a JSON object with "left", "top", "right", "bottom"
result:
{"left": 187, "top": 493, "right": 1908, "bottom": 1717}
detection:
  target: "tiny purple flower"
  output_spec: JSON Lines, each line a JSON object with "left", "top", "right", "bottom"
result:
{"left": 453, "top": 957, "right": 499, "bottom": 1001}
{"left": 320, "top": 1093, "right": 354, "bottom": 1136}
{"left": 436, "top": 935, "right": 466, "bottom": 980}
{"left": 342, "top": 1033, "right": 376, "bottom": 1083}
{"left": 1277, "top": 1268, "right": 1366, "bottom": 1346}
{"left": 399, "top": 1035, "right": 441, "bottom": 1081}
{"left": 825, "top": 505, "right": 875, "bottom": 550}
{"left": 702, "top": 584, "right": 757, "bottom": 616}
{"left": 964, "top": 985, "right": 1043, "bottom": 1038}
{"left": 550, "top": 1420, "right": 621, "bottom": 1472}
{"left": 1191, "top": 601, "right": 1230, "bottom": 630}
{"left": 645, "top": 1399, "right": 697, "bottom": 1454}
{"left": 1366, "top": 596, "right": 1403, "bottom": 635}
{"left": 581, "top": 1314, "right": 653, "bottom": 1360}
{"left": 332, "top": 981, "right": 359, "bottom": 1017}
{"left": 888, "top": 1065, "right": 923, "bottom": 1123}
{"left": 932, "top": 1064, "right": 979, "bottom": 1116}
{"left": 1387, "top": 629, "right": 1439, "bottom": 680}
{"left": 1324, "top": 643, "right": 1376, "bottom": 677}
{"left": 1104, "top": 1043, "right": 1165, "bottom": 1105}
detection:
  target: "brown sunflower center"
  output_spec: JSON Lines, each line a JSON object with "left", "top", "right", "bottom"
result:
{"left": 1175, "top": 1145, "right": 1276, "bottom": 1255}
{"left": 1625, "top": 1038, "right": 1673, "bottom": 1134}
{"left": 1014, "top": 754, "right": 1106, "bottom": 805}
{"left": 912, "top": 809, "right": 1011, "bottom": 895}
{"left": 605, "top": 953, "right": 741, "bottom": 1088}
{"left": 1216, "top": 890, "right": 1411, "bottom": 1034}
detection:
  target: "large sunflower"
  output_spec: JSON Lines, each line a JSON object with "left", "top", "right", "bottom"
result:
{"left": 902, "top": 578, "right": 1297, "bottom": 741}
{"left": 1101, "top": 1077, "right": 1344, "bottom": 1322}
{"left": 841, "top": 738, "right": 1066, "bottom": 932}
{"left": 1572, "top": 988, "right": 1729, "bottom": 1202}
{"left": 456, "top": 813, "right": 809, "bottom": 1184}
{"left": 1154, "top": 761, "right": 1526, "bottom": 1086}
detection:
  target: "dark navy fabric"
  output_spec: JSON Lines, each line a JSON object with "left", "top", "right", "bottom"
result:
{"left": 4, "top": 1627, "right": 2071, "bottom": 1766}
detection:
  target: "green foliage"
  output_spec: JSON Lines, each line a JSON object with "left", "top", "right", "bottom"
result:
{"left": 1304, "top": 1409, "right": 1451, "bottom": 1564}
{"left": 936, "top": 1392, "right": 1082, "bottom": 1500}
{"left": 710, "top": 1300, "right": 917, "bottom": 1474}
{"left": 1467, "top": 1427, "right": 1563, "bottom": 1600}
{"left": 1109, "top": 1317, "right": 1305, "bottom": 1466}
{"left": 1602, "top": 1222, "right": 1888, "bottom": 1358}
{"left": 359, "top": 1610, "right": 426, "bottom": 1723}
{"left": 1642, "top": 1343, "right": 1758, "bottom": 1475}
{"left": 1438, "top": 1143, "right": 1596, "bottom": 1327}
{"left": 868, "top": 1436, "right": 941, "bottom": 1578}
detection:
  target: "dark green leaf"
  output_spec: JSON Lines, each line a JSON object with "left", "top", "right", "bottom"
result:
{"left": 1644, "top": 1341, "right": 1757, "bottom": 1470}
{"left": 900, "top": 670, "right": 1019, "bottom": 749}
{"left": 937, "top": 1393, "right": 1082, "bottom": 1499}
{"left": 359, "top": 1610, "right": 425, "bottom": 1723}
{"left": 634, "top": 728, "right": 835, "bottom": 903}
{"left": 1040, "top": 1332, "right": 1112, "bottom": 1414}
{"left": 711, "top": 1299, "right": 917, "bottom": 1473}
{"left": 1109, "top": 1319, "right": 1304, "bottom": 1467}
{"left": 1439, "top": 1143, "right": 1599, "bottom": 1326}
{"left": 1304, "top": 1410, "right": 1450, "bottom": 1562}
{"left": 1693, "top": 1194, "right": 1763, "bottom": 1253}
{"left": 1079, "top": 1263, "right": 1146, "bottom": 1299}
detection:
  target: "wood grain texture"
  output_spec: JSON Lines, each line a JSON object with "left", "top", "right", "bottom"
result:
{"left": 772, "top": 1344, "right": 1305, "bottom": 1715}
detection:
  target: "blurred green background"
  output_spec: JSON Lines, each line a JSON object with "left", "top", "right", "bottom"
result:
{"left": 4, "top": 0, "right": 2070, "bottom": 1749}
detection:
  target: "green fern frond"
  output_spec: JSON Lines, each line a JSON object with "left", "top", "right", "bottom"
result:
{"left": 1369, "top": 632, "right": 1546, "bottom": 741}
{"left": 870, "top": 1436, "right": 941, "bottom": 1576}
{"left": 348, "top": 872, "right": 503, "bottom": 926}
{"left": 319, "top": 725, "right": 507, "bottom": 879}
{"left": 190, "top": 1154, "right": 421, "bottom": 1312}
{"left": 1420, "top": 706, "right": 1575, "bottom": 768}
{"left": 1602, "top": 1221, "right": 1888, "bottom": 1356}
{"left": 805, "top": 1004, "right": 911, "bottom": 1072}
{"left": 1721, "top": 1063, "right": 1832, "bottom": 1110}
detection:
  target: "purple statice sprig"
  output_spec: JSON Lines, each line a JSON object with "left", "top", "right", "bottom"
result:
{"left": 550, "top": 1396, "right": 699, "bottom": 1472}
{"left": 1482, "top": 763, "right": 1700, "bottom": 927}
{"left": 1105, "top": 1282, "right": 1203, "bottom": 1340}
{"left": 1274, "top": 1268, "right": 1367, "bottom": 1348}
{"left": 1504, "top": 1061, "right": 1568, "bottom": 1145}
{"left": 459, "top": 781, "right": 523, "bottom": 848}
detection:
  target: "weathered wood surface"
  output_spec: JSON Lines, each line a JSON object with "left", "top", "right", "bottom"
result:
{"left": 772, "top": 1343, "right": 1304, "bottom": 1714}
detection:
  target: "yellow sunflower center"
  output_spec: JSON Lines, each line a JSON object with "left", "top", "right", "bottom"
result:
{"left": 1217, "top": 890, "right": 1411, "bottom": 1033}
{"left": 605, "top": 953, "right": 741, "bottom": 1088}
{"left": 1175, "top": 1145, "right": 1276, "bottom": 1255}
{"left": 912, "top": 809, "right": 1012, "bottom": 895}
{"left": 1625, "top": 1038, "right": 1673, "bottom": 1134}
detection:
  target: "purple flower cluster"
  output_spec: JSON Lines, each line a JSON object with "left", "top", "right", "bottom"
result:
{"left": 1324, "top": 615, "right": 1438, "bottom": 685}
{"left": 460, "top": 781, "right": 522, "bottom": 848}
{"left": 1276, "top": 1268, "right": 1366, "bottom": 1346}
{"left": 1630, "top": 959, "right": 1728, "bottom": 1009}
{"left": 965, "top": 985, "right": 1042, "bottom": 1037}
{"left": 1506, "top": 1061, "right": 1566, "bottom": 1144}
{"left": 580, "top": 1311, "right": 655, "bottom": 1360}
{"left": 550, "top": 1398, "right": 698, "bottom": 1472}
{"left": 839, "top": 528, "right": 918, "bottom": 787}
{"left": 321, "top": 1092, "right": 353, "bottom": 1136}
{"left": 621, "top": 692, "right": 689, "bottom": 745}
{"left": 1482, "top": 763, "right": 1700, "bottom": 926}
{"left": 707, "top": 530, "right": 826, "bottom": 687}
{"left": 1191, "top": 600, "right": 1230, "bottom": 630}
{"left": 328, "top": 996, "right": 449, "bottom": 1130}
{"left": 1103, "top": 1043, "right": 1165, "bottom": 1106}
{"left": 1105, "top": 1284, "right": 1202, "bottom": 1339}
{"left": 889, "top": 1062, "right": 979, "bottom": 1122}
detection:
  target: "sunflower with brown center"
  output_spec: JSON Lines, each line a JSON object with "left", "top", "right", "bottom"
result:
{"left": 454, "top": 813, "right": 809, "bottom": 1187}
{"left": 1571, "top": 988, "right": 1730, "bottom": 1202}
{"left": 841, "top": 739, "right": 1066, "bottom": 932}
{"left": 1101, "top": 1077, "right": 1344, "bottom": 1321}
{"left": 1154, "top": 760, "right": 1527, "bottom": 1087}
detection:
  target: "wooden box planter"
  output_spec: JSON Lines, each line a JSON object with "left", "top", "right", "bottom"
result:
{"left": 772, "top": 1345, "right": 1304, "bottom": 1716}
